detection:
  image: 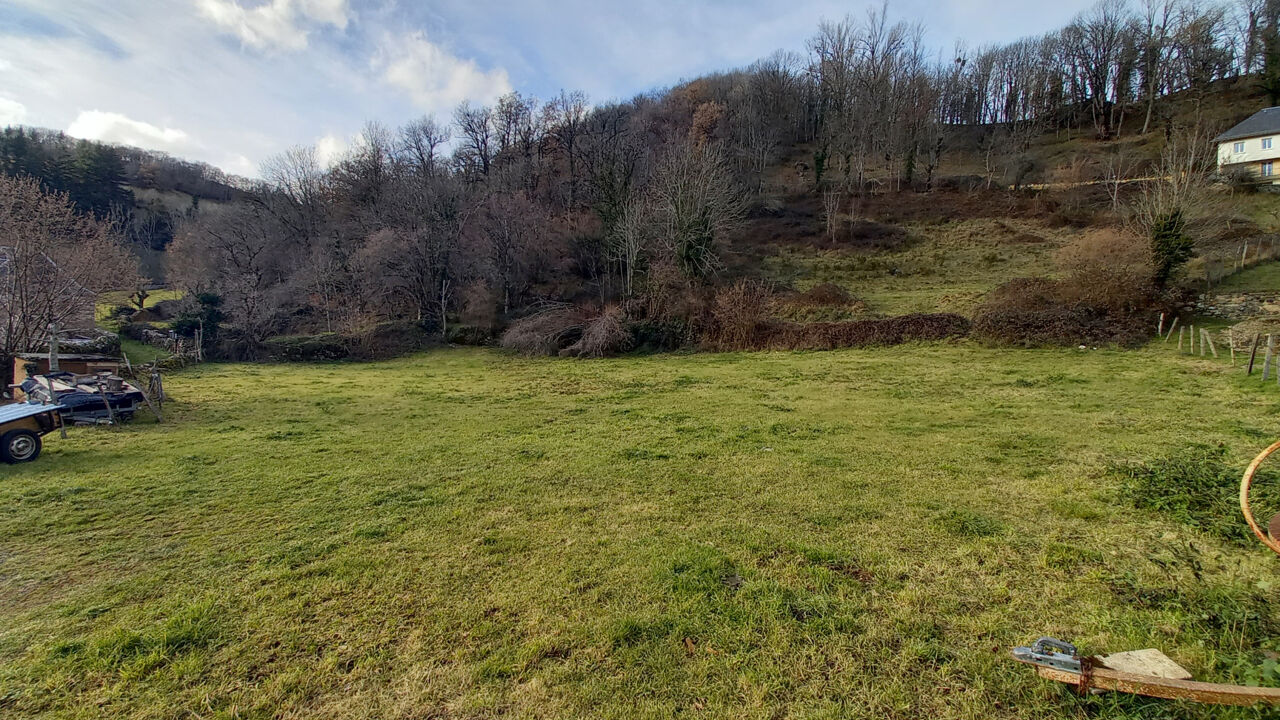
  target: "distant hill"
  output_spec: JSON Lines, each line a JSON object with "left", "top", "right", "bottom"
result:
{"left": 0, "top": 126, "right": 249, "bottom": 280}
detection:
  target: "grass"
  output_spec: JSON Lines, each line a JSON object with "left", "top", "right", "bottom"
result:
{"left": 95, "top": 289, "right": 183, "bottom": 324}
{"left": 761, "top": 218, "right": 1072, "bottom": 315}
{"left": 1215, "top": 260, "right": 1280, "bottom": 294}
{"left": 2, "top": 344, "right": 1280, "bottom": 718}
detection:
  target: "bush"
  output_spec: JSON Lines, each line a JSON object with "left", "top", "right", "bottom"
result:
{"left": 447, "top": 325, "right": 494, "bottom": 346}
{"left": 562, "top": 306, "right": 634, "bottom": 358}
{"left": 792, "top": 282, "right": 853, "bottom": 307}
{"left": 262, "top": 334, "right": 349, "bottom": 362}
{"left": 973, "top": 231, "right": 1159, "bottom": 347}
{"left": 705, "top": 279, "right": 776, "bottom": 350}
{"left": 500, "top": 306, "right": 588, "bottom": 356}
{"left": 346, "top": 321, "right": 436, "bottom": 360}
{"left": 774, "top": 314, "right": 970, "bottom": 350}
{"left": 1054, "top": 229, "right": 1155, "bottom": 313}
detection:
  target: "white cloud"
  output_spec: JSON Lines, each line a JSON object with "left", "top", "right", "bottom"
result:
{"left": 67, "top": 110, "right": 193, "bottom": 152}
{"left": 315, "top": 133, "right": 350, "bottom": 167}
{"left": 197, "top": 0, "right": 350, "bottom": 52}
{"left": 0, "top": 97, "right": 28, "bottom": 126}
{"left": 380, "top": 33, "right": 512, "bottom": 113}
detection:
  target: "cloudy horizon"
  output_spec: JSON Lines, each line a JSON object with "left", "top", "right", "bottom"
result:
{"left": 1, "top": 0, "right": 1095, "bottom": 177}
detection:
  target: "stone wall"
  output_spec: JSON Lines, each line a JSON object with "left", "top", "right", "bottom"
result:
{"left": 1197, "top": 292, "right": 1280, "bottom": 319}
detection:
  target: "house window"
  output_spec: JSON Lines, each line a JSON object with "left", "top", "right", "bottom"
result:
{"left": 1235, "top": 141, "right": 1247, "bottom": 153}
{"left": 1264, "top": 161, "right": 1274, "bottom": 177}
{"left": 1265, "top": 138, "right": 1274, "bottom": 150}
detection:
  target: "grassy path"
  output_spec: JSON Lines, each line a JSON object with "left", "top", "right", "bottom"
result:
{"left": 1, "top": 345, "right": 1279, "bottom": 718}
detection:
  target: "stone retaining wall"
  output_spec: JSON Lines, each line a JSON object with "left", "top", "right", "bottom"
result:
{"left": 1197, "top": 292, "right": 1280, "bottom": 319}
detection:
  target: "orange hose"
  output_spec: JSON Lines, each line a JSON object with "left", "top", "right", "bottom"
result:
{"left": 1240, "top": 439, "right": 1280, "bottom": 556}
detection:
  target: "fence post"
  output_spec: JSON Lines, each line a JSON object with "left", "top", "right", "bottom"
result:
{"left": 1179, "top": 326, "right": 1185, "bottom": 352}
{"left": 1264, "top": 335, "right": 1275, "bottom": 381}
{"left": 1249, "top": 334, "right": 1262, "bottom": 375}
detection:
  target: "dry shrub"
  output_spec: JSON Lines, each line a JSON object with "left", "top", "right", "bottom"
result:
{"left": 562, "top": 306, "right": 634, "bottom": 358}
{"left": 974, "top": 227, "right": 1160, "bottom": 347}
{"left": 773, "top": 314, "right": 970, "bottom": 350}
{"left": 1054, "top": 229, "right": 1155, "bottom": 313}
{"left": 841, "top": 220, "right": 912, "bottom": 252}
{"left": 499, "top": 305, "right": 588, "bottom": 356}
{"left": 706, "top": 279, "right": 777, "bottom": 349}
{"left": 792, "top": 282, "right": 853, "bottom": 307}
{"left": 972, "top": 277, "right": 1152, "bottom": 347}
{"left": 775, "top": 282, "right": 869, "bottom": 323}
{"left": 460, "top": 281, "right": 500, "bottom": 331}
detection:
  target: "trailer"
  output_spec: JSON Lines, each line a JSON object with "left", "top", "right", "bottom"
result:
{"left": 19, "top": 372, "right": 145, "bottom": 424}
{"left": 0, "top": 402, "right": 64, "bottom": 464}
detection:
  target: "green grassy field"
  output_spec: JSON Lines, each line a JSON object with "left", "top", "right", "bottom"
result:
{"left": 3, "top": 344, "right": 1280, "bottom": 719}
{"left": 761, "top": 219, "right": 1072, "bottom": 316}
{"left": 1216, "top": 260, "right": 1280, "bottom": 294}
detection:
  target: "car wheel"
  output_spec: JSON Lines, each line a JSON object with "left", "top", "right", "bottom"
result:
{"left": 1, "top": 430, "right": 41, "bottom": 463}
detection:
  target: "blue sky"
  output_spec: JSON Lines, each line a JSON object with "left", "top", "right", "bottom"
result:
{"left": 0, "top": 0, "right": 1095, "bottom": 176}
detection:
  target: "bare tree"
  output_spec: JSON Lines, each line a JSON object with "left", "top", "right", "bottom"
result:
{"left": 397, "top": 116, "right": 450, "bottom": 178}
{"left": 609, "top": 199, "right": 652, "bottom": 298}
{"left": 648, "top": 143, "right": 747, "bottom": 280}
{"left": 0, "top": 175, "right": 136, "bottom": 383}
{"left": 169, "top": 203, "right": 289, "bottom": 343}
{"left": 453, "top": 102, "right": 495, "bottom": 178}
{"left": 546, "top": 90, "right": 590, "bottom": 205}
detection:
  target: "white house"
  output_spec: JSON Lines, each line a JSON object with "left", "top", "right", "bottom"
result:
{"left": 1216, "top": 107, "right": 1280, "bottom": 183}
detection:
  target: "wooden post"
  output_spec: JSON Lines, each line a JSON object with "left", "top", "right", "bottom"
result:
{"left": 95, "top": 382, "right": 118, "bottom": 426}
{"left": 1164, "top": 317, "right": 1179, "bottom": 343}
{"left": 1179, "top": 326, "right": 1185, "bottom": 352}
{"left": 44, "top": 376, "right": 67, "bottom": 438}
{"left": 1264, "top": 335, "right": 1275, "bottom": 381}
{"left": 1230, "top": 329, "right": 1237, "bottom": 366}
{"left": 1204, "top": 329, "right": 1218, "bottom": 358}
{"left": 1199, "top": 328, "right": 1206, "bottom": 357}
{"left": 1249, "top": 334, "right": 1262, "bottom": 375}
{"left": 1158, "top": 313, "right": 1165, "bottom": 336}
{"left": 48, "top": 322, "right": 60, "bottom": 372}
{"left": 136, "top": 383, "right": 162, "bottom": 423}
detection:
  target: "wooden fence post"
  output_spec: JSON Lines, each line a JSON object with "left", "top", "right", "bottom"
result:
{"left": 1204, "top": 329, "right": 1218, "bottom": 358}
{"left": 1158, "top": 313, "right": 1165, "bottom": 336}
{"left": 1179, "top": 326, "right": 1185, "bottom": 352}
{"left": 1164, "top": 317, "right": 1179, "bottom": 343}
{"left": 1249, "top": 334, "right": 1262, "bottom": 375}
{"left": 1230, "top": 329, "right": 1236, "bottom": 366}
{"left": 1264, "top": 335, "right": 1275, "bottom": 381}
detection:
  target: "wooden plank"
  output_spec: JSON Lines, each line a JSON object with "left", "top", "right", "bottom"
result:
{"left": 1032, "top": 665, "right": 1280, "bottom": 706}
{"left": 1164, "top": 317, "right": 1179, "bottom": 343}
{"left": 1249, "top": 334, "right": 1262, "bottom": 375}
